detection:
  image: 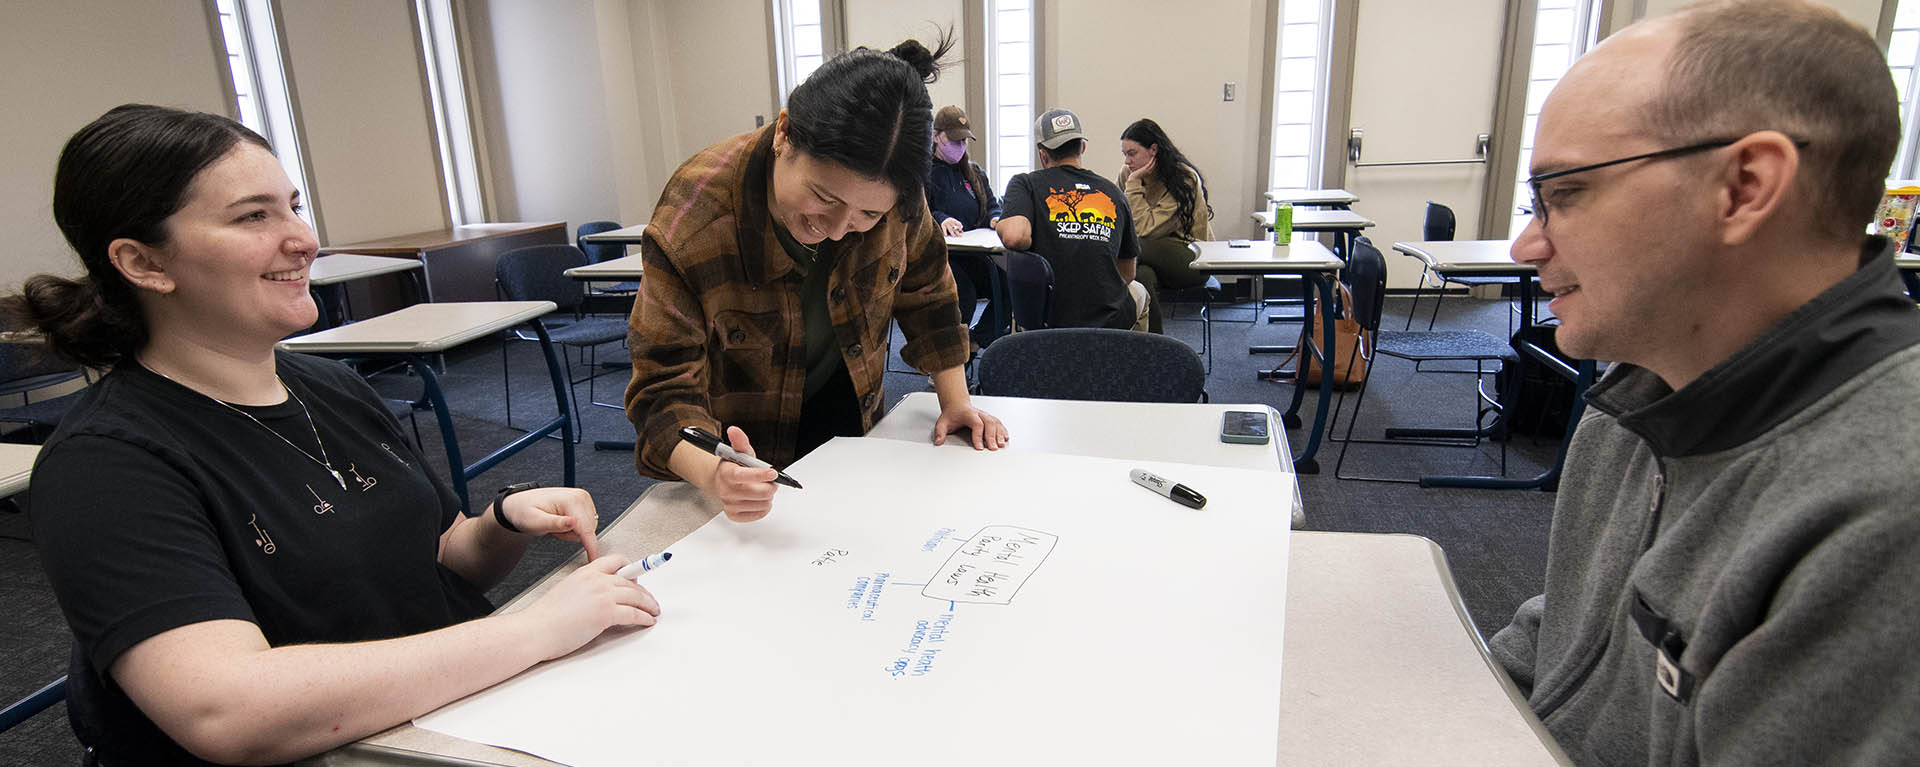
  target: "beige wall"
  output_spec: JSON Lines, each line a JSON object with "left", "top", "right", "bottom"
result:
{"left": 1041, "top": 0, "right": 1269, "bottom": 240}
{"left": 279, "top": 0, "right": 449, "bottom": 244}
{"left": 658, "top": 0, "right": 778, "bottom": 158}
{"left": 465, "top": 0, "right": 624, "bottom": 228}
{"left": 844, "top": 0, "right": 967, "bottom": 114}
{"left": 0, "top": 0, "right": 229, "bottom": 288}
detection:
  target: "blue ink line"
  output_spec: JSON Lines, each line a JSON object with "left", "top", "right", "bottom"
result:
{"left": 950, "top": 601, "right": 955, "bottom": 610}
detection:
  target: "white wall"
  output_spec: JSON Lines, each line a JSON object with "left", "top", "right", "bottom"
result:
{"left": 1042, "top": 0, "right": 1270, "bottom": 240}
{"left": 279, "top": 0, "right": 450, "bottom": 243}
{"left": 843, "top": 0, "right": 967, "bottom": 116}
{"left": 0, "top": 0, "right": 229, "bottom": 287}
{"left": 465, "top": 0, "right": 624, "bottom": 227}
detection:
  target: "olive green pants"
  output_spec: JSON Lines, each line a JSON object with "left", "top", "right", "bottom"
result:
{"left": 1133, "top": 235, "right": 1208, "bottom": 334}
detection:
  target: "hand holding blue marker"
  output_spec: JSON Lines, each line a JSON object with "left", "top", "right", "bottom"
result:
{"left": 615, "top": 552, "right": 674, "bottom": 581}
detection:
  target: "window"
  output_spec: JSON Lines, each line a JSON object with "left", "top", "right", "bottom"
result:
{"left": 415, "top": 0, "right": 485, "bottom": 225}
{"left": 1886, "top": 1, "right": 1920, "bottom": 180}
{"left": 214, "top": 0, "right": 314, "bottom": 228}
{"left": 983, "top": 0, "right": 1035, "bottom": 194}
{"left": 1267, "top": 0, "right": 1330, "bottom": 196}
{"left": 773, "top": 0, "right": 827, "bottom": 104}
{"left": 1508, "top": 0, "right": 1602, "bottom": 237}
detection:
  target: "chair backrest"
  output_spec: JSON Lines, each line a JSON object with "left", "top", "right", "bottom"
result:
{"left": 976, "top": 328, "right": 1206, "bottom": 403}
{"left": 576, "top": 220, "right": 624, "bottom": 264}
{"left": 496, "top": 244, "right": 592, "bottom": 312}
{"left": 1343, "top": 236, "right": 1390, "bottom": 334}
{"left": 1000, "top": 250, "right": 1054, "bottom": 331}
{"left": 0, "top": 315, "right": 84, "bottom": 398}
{"left": 1423, "top": 202, "right": 1456, "bottom": 241}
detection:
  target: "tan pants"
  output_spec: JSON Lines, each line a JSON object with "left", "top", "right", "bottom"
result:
{"left": 1129, "top": 281, "right": 1151, "bottom": 332}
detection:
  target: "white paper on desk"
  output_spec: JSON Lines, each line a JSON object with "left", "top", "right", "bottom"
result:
{"left": 944, "top": 227, "right": 1004, "bottom": 250}
{"left": 415, "top": 438, "right": 1293, "bottom": 767}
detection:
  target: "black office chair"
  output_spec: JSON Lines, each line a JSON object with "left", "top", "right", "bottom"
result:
{"left": 0, "top": 324, "right": 89, "bottom": 442}
{"left": 1403, "top": 201, "right": 1535, "bottom": 334}
{"left": 495, "top": 245, "right": 629, "bottom": 442}
{"left": 575, "top": 220, "right": 639, "bottom": 298}
{"left": 1000, "top": 250, "right": 1055, "bottom": 333}
{"left": 977, "top": 327, "right": 1206, "bottom": 403}
{"left": 1333, "top": 236, "right": 1516, "bottom": 483}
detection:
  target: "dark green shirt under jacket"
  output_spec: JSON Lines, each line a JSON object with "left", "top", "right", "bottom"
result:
{"left": 773, "top": 221, "right": 846, "bottom": 403}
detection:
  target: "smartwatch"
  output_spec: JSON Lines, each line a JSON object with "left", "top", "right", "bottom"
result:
{"left": 490, "top": 482, "right": 541, "bottom": 533}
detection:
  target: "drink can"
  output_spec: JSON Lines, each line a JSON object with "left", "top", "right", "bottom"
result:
{"left": 1274, "top": 202, "right": 1294, "bottom": 243}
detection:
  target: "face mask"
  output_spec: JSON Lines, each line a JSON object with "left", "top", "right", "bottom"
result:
{"left": 936, "top": 139, "right": 967, "bottom": 164}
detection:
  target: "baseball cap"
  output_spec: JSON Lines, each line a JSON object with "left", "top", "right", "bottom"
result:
{"left": 1034, "top": 108, "right": 1085, "bottom": 150}
{"left": 933, "top": 106, "right": 975, "bottom": 141}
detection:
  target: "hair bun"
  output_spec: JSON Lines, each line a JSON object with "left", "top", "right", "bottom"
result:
{"left": 889, "top": 39, "right": 940, "bottom": 83}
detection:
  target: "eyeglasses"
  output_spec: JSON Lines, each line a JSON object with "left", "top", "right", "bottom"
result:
{"left": 1524, "top": 137, "right": 1809, "bottom": 227}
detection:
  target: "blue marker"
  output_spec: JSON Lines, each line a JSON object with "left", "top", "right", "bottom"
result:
{"left": 615, "top": 552, "right": 674, "bottom": 581}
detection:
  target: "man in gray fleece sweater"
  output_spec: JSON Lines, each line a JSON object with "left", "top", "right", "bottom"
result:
{"left": 1489, "top": 2, "right": 1920, "bottom": 764}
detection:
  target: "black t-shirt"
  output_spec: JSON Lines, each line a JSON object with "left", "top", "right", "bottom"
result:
{"left": 29, "top": 352, "right": 493, "bottom": 766}
{"left": 1001, "top": 165, "right": 1140, "bottom": 329}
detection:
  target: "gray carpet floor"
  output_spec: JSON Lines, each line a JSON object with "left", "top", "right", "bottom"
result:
{"left": 0, "top": 290, "right": 1559, "bottom": 763}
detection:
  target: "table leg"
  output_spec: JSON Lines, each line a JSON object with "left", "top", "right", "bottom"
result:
{"left": 1418, "top": 349, "right": 1594, "bottom": 491}
{"left": 1290, "top": 273, "right": 1338, "bottom": 474}
{"left": 407, "top": 355, "right": 470, "bottom": 513}
{"left": 417, "top": 322, "right": 578, "bottom": 516}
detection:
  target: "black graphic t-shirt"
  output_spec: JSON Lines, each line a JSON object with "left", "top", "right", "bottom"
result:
{"left": 30, "top": 352, "right": 493, "bottom": 766}
{"left": 1002, "top": 165, "right": 1140, "bottom": 329}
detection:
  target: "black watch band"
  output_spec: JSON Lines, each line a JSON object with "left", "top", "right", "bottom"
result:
{"left": 491, "top": 482, "right": 541, "bottom": 533}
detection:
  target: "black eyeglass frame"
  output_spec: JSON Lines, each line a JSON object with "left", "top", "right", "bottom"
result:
{"left": 1524, "top": 136, "right": 1810, "bottom": 226}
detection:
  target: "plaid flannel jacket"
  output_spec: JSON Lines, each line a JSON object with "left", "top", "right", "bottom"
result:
{"left": 625, "top": 126, "right": 969, "bottom": 477}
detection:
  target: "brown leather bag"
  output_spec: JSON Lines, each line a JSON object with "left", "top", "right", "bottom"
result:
{"left": 1294, "top": 282, "right": 1371, "bottom": 390}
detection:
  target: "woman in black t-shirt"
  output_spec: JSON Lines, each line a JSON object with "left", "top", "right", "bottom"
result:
{"left": 8, "top": 104, "right": 662, "bottom": 766}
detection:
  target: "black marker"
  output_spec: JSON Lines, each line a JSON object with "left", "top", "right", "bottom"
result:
{"left": 679, "top": 426, "right": 804, "bottom": 489}
{"left": 1129, "top": 468, "right": 1206, "bottom": 509}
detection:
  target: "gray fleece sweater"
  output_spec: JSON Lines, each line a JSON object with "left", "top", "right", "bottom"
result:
{"left": 1489, "top": 238, "right": 1920, "bottom": 766}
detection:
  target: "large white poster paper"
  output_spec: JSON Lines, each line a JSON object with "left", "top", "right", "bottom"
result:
{"left": 416, "top": 438, "right": 1293, "bottom": 765}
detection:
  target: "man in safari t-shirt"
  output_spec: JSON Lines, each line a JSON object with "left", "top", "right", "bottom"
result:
{"left": 994, "top": 108, "right": 1148, "bottom": 331}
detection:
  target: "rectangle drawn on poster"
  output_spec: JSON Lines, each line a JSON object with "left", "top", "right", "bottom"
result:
{"left": 921, "top": 525, "right": 1057, "bottom": 605}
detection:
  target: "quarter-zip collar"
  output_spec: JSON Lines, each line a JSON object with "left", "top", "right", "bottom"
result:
{"left": 1586, "top": 236, "right": 1920, "bottom": 457}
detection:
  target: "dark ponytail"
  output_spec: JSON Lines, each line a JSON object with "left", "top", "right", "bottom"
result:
{"left": 1121, "top": 118, "right": 1210, "bottom": 237}
{"left": 3, "top": 104, "right": 271, "bottom": 368}
{"left": 784, "top": 30, "right": 955, "bottom": 222}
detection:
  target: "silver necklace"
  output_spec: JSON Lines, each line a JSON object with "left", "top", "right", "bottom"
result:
{"left": 151, "top": 366, "right": 347, "bottom": 490}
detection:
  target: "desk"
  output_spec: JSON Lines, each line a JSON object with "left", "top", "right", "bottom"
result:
{"left": 1264, "top": 188, "right": 1359, "bottom": 209}
{"left": 278, "top": 302, "right": 575, "bottom": 513}
{"left": 321, "top": 222, "right": 566, "bottom": 310}
{"left": 575, "top": 223, "right": 647, "bottom": 246}
{"left": 1190, "top": 240, "right": 1344, "bottom": 473}
{"left": 1391, "top": 240, "right": 1594, "bottom": 490}
{"left": 321, "top": 487, "right": 1565, "bottom": 766}
{"left": 560, "top": 254, "right": 645, "bottom": 280}
{"left": 308, "top": 254, "right": 426, "bottom": 328}
{"left": 869, "top": 392, "right": 1304, "bottom": 526}
{"left": 1251, "top": 208, "right": 1374, "bottom": 258}
{"left": 0, "top": 443, "right": 40, "bottom": 499}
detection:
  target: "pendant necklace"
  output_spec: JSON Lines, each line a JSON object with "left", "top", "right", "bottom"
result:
{"left": 151, "top": 366, "right": 347, "bottom": 490}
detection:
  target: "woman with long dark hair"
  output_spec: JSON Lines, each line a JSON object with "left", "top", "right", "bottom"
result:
{"left": 626, "top": 37, "right": 1008, "bottom": 523}
{"left": 14, "top": 104, "right": 659, "bottom": 765}
{"left": 1117, "top": 118, "right": 1215, "bottom": 333}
